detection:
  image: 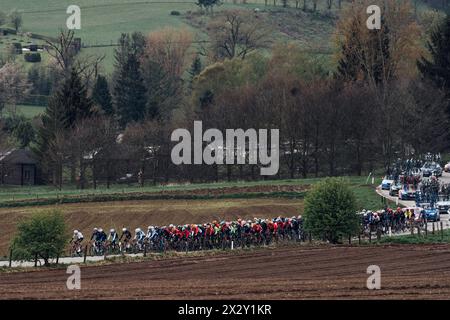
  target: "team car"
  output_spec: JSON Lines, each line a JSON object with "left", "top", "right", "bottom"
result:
{"left": 381, "top": 177, "right": 395, "bottom": 190}
{"left": 436, "top": 199, "right": 450, "bottom": 214}
{"left": 421, "top": 205, "right": 440, "bottom": 222}
{"left": 389, "top": 183, "right": 402, "bottom": 197}
{"left": 421, "top": 162, "right": 443, "bottom": 177}
{"left": 398, "top": 185, "right": 417, "bottom": 200}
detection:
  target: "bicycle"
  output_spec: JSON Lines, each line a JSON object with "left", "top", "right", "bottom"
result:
{"left": 69, "top": 241, "right": 84, "bottom": 257}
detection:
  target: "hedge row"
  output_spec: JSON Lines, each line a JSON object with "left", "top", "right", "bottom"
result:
{"left": 24, "top": 52, "right": 41, "bottom": 62}
{"left": 0, "top": 191, "right": 306, "bottom": 208}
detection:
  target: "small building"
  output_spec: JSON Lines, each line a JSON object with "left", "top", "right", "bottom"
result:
{"left": 0, "top": 149, "right": 37, "bottom": 186}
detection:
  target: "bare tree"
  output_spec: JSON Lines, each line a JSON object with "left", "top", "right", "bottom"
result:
{"left": 9, "top": 10, "right": 23, "bottom": 33}
{"left": 45, "top": 30, "right": 105, "bottom": 87}
{"left": 207, "top": 10, "right": 269, "bottom": 61}
{"left": 0, "top": 62, "right": 30, "bottom": 116}
{"left": 146, "top": 28, "right": 193, "bottom": 79}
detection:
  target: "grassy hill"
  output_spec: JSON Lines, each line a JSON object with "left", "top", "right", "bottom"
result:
{"left": 1, "top": 0, "right": 442, "bottom": 74}
{"left": 0, "top": 0, "right": 445, "bottom": 121}
{"left": 0, "top": 0, "right": 341, "bottom": 73}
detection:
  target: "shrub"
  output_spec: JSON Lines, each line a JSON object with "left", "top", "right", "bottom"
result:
{"left": 24, "top": 52, "right": 41, "bottom": 63}
{"left": 11, "top": 209, "right": 68, "bottom": 266}
{"left": 170, "top": 10, "right": 181, "bottom": 16}
{"left": 303, "top": 178, "right": 359, "bottom": 244}
{"left": 11, "top": 42, "right": 22, "bottom": 54}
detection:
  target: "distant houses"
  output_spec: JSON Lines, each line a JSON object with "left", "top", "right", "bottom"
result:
{"left": 0, "top": 149, "right": 37, "bottom": 186}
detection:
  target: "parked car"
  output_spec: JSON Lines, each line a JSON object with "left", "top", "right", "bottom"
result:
{"left": 399, "top": 185, "right": 416, "bottom": 200}
{"left": 381, "top": 177, "right": 394, "bottom": 190}
{"left": 444, "top": 162, "right": 450, "bottom": 173}
{"left": 389, "top": 183, "right": 401, "bottom": 197}
{"left": 421, "top": 162, "right": 443, "bottom": 177}
{"left": 436, "top": 200, "right": 450, "bottom": 214}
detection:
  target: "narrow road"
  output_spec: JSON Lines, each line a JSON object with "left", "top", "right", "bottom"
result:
{"left": 376, "top": 171, "right": 450, "bottom": 233}
{"left": 0, "top": 253, "right": 145, "bottom": 267}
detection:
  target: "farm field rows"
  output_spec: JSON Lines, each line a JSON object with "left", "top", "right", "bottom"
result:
{"left": 0, "top": 197, "right": 304, "bottom": 256}
{"left": 2, "top": 244, "right": 450, "bottom": 299}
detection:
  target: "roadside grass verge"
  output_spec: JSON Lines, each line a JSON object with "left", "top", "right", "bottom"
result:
{"left": 373, "top": 229, "right": 450, "bottom": 245}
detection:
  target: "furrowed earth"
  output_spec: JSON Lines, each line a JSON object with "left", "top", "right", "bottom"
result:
{"left": 0, "top": 192, "right": 305, "bottom": 257}
{"left": 1, "top": 244, "right": 450, "bottom": 299}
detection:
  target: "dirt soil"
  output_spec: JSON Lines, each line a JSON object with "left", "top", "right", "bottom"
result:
{"left": 0, "top": 198, "right": 304, "bottom": 256}
{"left": 1, "top": 244, "right": 450, "bottom": 299}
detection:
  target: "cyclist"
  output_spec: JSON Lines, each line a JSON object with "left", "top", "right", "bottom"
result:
{"left": 147, "top": 226, "right": 157, "bottom": 241}
{"left": 90, "top": 227, "right": 99, "bottom": 241}
{"left": 120, "top": 227, "right": 132, "bottom": 241}
{"left": 134, "top": 228, "right": 146, "bottom": 250}
{"left": 120, "top": 227, "right": 132, "bottom": 252}
{"left": 96, "top": 228, "right": 107, "bottom": 249}
{"left": 108, "top": 228, "right": 119, "bottom": 249}
{"left": 71, "top": 230, "right": 84, "bottom": 254}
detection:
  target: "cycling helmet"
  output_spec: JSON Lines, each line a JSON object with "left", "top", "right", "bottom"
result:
{"left": 122, "top": 228, "right": 127, "bottom": 232}
{"left": 73, "top": 230, "right": 78, "bottom": 234}
{"left": 110, "top": 229, "right": 115, "bottom": 233}
{"left": 98, "top": 228, "right": 103, "bottom": 232}
{"left": 135, "top": 228, "right": 141, "bottom": 233}
{"left": 93, "top": 227, "right": 98, "bottom": 232}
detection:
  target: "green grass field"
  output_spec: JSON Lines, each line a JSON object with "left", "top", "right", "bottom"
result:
{"left": 0, "top": 0, "right": 341, "bottom": 74}
{"left": 0, "top": 176, "right": 385, "bottom": 210}
{"left": 1, "top": 0, "right": 437, "bottom": 75}
{"left": 375, "top": 229, "right": 450, "bottom": 244}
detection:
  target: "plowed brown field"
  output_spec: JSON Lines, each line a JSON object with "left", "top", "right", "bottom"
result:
{"left": 0, "top": 198, "right": 303, "bottom": 256}
{"left": 1, "top": 244, "right": 450, "bottom": 299}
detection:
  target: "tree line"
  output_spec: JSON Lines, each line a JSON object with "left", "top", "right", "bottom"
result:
{"left": 1, "top": 0, "right": 450, "bottom": 189}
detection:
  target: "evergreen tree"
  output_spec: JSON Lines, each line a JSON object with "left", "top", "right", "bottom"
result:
{"left": 32, "top": 68, "right": 93, "bottom": 183}
{"left": 142, "top": 59, "right": 165, "bottom": 120}
{"left": 31, "top": 85, "right": 68, "bottom": 178}
{"left": 417, "top": 14, "right": 450, "bottom": 114}
{"left": 92, "top": 75, "right": 114, "bottom": 115}
{"left": 113, "top": 33, "right": 147, "bottom": 127}
{"left": 188, "top": 55, "right": 202, "bottom": 90}
{"left": 59, "top": 68, "right": 93, "bottom": 127}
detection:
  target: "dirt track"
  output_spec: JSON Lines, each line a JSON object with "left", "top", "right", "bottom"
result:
{"left": 2, "top": 244, "right": 450, "bottom": 299}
